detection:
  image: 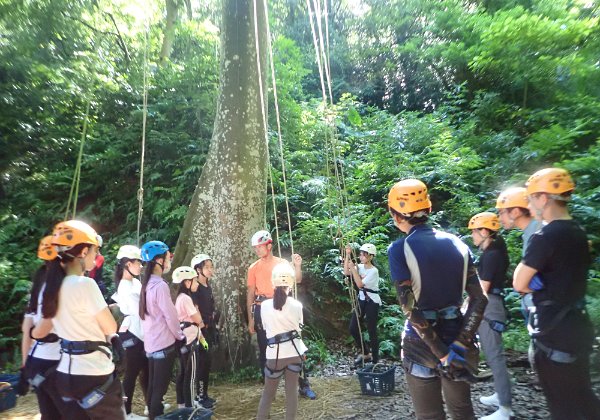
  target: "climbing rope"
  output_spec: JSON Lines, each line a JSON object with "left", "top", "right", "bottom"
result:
{"left": 65, "top": 100, "right": 91, "bottom": 220}
{"left": 136, "top": 19, "right": 149, "bottom": 247}
{"left": 306, "top": 0, "right": 366, "bottom": 362}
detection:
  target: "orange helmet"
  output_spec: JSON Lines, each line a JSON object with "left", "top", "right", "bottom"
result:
{"left": 468, "top": 212, "right": 500, "bottom": 231}
{"left": 388, "top": 179, "right": 432, "bottom": 214}
{"left": 37, "top": 236, "right": 58, "bottom": 261}
{"left": 526, "top": 168, "right": 574, "bottom": 196}
{"left": 496, "top": 187, "right": 528, "bottom": 209}
{"left": 52, "top": 220, "right": 100, "bottom": 251}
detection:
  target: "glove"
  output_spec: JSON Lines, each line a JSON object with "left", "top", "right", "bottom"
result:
{"left": 110, "top": 335, "right": 127, "bottom": 375}
{"left": 199, "top": 336, "right": 209, "bottom": 351}
{"left": 16, "top": 367, "right": 29, "bottom": 396}
{"left": 528, "top": 274, "right": 545, "bottom": 291}
{"left": 438, "top": 342, "right": 477, "bottom": 383}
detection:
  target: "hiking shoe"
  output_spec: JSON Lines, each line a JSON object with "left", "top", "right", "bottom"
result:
{"left": 479, "top": 393, "right": 500, "bottom": 408}
{"left": 194, "top": 396, "right": 215, "bottom": 409}
{"left": 479, "top": 406, "right": 513, "bottom": 420}
{"left": 299, "top": 384, "right": 317, "bottom": 400}
{"left": 201, "top": 395, "right": 216, "bottom": 405}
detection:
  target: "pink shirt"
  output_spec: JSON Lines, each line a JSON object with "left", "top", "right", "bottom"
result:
{"left": 175, "top": 294, "right": 200, "bottom": 344}
{"left": 142, "top": 275, "right": 185, "bottom": 353}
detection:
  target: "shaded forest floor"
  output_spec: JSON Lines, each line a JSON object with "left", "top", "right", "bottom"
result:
{"left": 5, "top": 349, "right": 600, "bottom": 419}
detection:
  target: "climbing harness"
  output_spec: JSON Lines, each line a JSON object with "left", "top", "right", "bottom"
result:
{"left": 264, "top": 329, "right": 304, "bottom": 379}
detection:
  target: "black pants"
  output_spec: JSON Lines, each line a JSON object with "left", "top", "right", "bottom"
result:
{"left": 26, "top": 357, "right": 75, "bottom": 420}
{"left": 55, "top": 371, "right": 126, "bottom": 420}
{"left": 196, "top": 327, "right": 213, "bottom": 397}
{"left": 535, "top": 346, "right": 600, "bottom": 420}
{"left": 147, "top": 344, "right": 177, "bottom": 419}
{"left": 349, "top": 298, "right": 379, "bottom": 362}
{"left": 119, "top": 331, "right": 149, "bottom": 414}
{"left": 176, "top": 344, "right": 198, "bottom": 407}
{"left": 253, "top": 303, "right": 269, "bottom": 379}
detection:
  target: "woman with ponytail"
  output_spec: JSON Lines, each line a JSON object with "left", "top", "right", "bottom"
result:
{"left": 139, "top": 241, "right": 185, "bottom": 420}
{"left": 256, "top": 263, "right": 307, "bottom": 420}
{"left": 32, "top": 220, "right": 127, "bottom": 419}
{"left": 19, "top": 236, "right": 73, "bottom": 418}
{"left": 111, "top": 245, "right": 148, "bottom": 419}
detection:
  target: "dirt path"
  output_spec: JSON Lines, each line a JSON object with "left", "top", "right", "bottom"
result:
{"left": 5, "top": 351, "right": 598, "bottom": 419}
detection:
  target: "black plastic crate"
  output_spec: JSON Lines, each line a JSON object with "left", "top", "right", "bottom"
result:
{"left": 356, "top": 363, "right": 396, "bottom": 396}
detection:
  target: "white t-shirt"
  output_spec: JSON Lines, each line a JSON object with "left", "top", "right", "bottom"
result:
{"left": 26, "top": 284, "right": 61, "bottom": 361}
{"left": 53, "top": 275, "right": 114, "bottom": 376}
{"left": 175, "top": 294, "right": 200, "bottom": 345}
{"left": 261, "top": 297, "right": 307, "bottom": 360}
{"left": 357, "top": 264, "right": 381, "bottom": 305}
{"left": 113, "top": 278, "right": 144, "bottom": 340}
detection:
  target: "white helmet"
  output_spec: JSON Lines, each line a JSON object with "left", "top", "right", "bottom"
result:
{"left": 251, "top": 230, "right": 272, "bottom": 246}
{"left": 271, "top": 262, "right": 295, "bottom": 288}
{"left": 191, "top": 253, "right": 212, "bottom": 269}
{"left": 172, "top": 266, "right": 197, "bottom": 284}
{"left": 359, "top": 243, "right": 377, "bottom": 256}
{"left": 116, "top": 245, "right": 142, "bottom": 261}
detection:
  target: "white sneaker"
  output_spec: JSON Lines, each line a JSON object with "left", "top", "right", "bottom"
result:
{"left": 143, "top": 402, "right": 171, "bottom": 416}
{"left": 126, "top": 414, "right": 148, "bottom": 420}
{"left": 479, "top": 392, "right": 500, "bottom": 407}
{"left": 143, "top": 406, "right": 148, "bottom": 416}
{"left": 479, "top": 406, "right": 513, "bottom": 420}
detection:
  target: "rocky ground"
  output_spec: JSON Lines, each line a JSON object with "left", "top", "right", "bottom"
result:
{"left": 5, "top": 344, "right": 599, "bottom": 419}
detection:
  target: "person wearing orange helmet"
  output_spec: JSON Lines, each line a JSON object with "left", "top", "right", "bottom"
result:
{"left": 468, "top": 213, "right": 513, "bottom": 420}
{"left": 387, "top": 179, "right": 487, "bottom": 419}
{"left": 31, "top": 220, "right": 127, "bottom": 419}
{"left": 513, "top": 167, "right": 600, "bottom": 419}
{"left": 18, "top": 236, "right": 74, "bottom": 418}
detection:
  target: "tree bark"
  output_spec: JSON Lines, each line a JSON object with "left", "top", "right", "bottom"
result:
{"left": 173, "top": 0, "right": 268, "bottom": 371}
{"left": 160, "top": 0, "right": 179, "bottom": 63}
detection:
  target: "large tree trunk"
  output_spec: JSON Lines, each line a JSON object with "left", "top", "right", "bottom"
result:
{"left": 159, "top": 0, "right": 179, "bottom": 63}
{"left": 173, "top": 0, "right": 268, "bottom": 371}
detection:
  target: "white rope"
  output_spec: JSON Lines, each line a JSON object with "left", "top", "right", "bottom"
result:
{"left": 252, "top": 0, "right": 282, "bottom": 259}
{"left": 262, "top": 0, "right": 296, "bottom": 295}
{"left": 137, "top": 19, "right": 149, "bottom": 247}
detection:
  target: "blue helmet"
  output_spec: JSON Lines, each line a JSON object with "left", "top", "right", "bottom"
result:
{"left": 141, "top": 241, "right": 169, "bottom": 262}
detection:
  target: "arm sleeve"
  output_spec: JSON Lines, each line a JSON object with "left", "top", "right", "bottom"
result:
{"left": 388, "top": 240, "right": 410, "bottom": 283}
{"left": 182, "top": 295, "right": 198, "bottom": 318}
{"left": 157, "top": 283, "right": 184, "bottom": 340}
{"left": 456, "top": 262, "right": 487, "bottom": 345}
{"left": 396, "top": 282, "right": 448, "bottom": 359}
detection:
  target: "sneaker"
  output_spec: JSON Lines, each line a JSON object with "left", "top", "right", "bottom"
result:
{"left": 479, "top": 406, "right": 513, "bottom": 420}
{"left": 126, "top": 414, "right": 148, "bottom": 420}
{"left": 201, "top": 395, "right": 216, "bottom": 405}
{"left": 144, "top": 402, "right": 171, "bottom": 416}
{"left": 194, "top": 396, "right": 214, "bottom": 409}
{"left": 479, "top": 392, "right": 500, "bottom": 408}
{"left": 143, "top": 406, "right": 148, "bottom": 416}
{"left": 298, "top": 384, "right": 317, "bottom": 400}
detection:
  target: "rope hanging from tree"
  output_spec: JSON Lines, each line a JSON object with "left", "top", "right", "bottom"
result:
{"left": 306, "top": 0, "right": 366, "bottom": 363}
{"left": 137, "top": 18, "right": 149, "bottom": 247}
{"left": 65, "top": 99, "right": 91, "bottom": 220}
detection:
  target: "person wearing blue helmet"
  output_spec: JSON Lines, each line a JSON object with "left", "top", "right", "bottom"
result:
{"left": 139, "top": 241, "right": 186, "bottom": 420}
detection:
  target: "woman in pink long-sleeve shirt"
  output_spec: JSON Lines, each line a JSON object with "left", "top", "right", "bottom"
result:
{"left": 139, "top": 241, "right": 185, "bottom": 420}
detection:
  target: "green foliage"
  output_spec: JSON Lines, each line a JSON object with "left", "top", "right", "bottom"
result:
{"left": 1, "top": 0, "right": 599, "bottom": 367}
